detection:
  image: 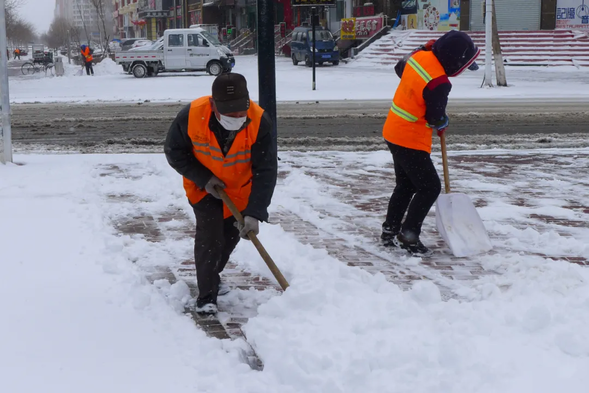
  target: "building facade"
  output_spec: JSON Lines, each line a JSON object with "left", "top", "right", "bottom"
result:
{"left": 112, "top": 0, "right": 142, "bottom": 39}
{"left": 391, "top": 0, "right": 562, "bottom": 32}
{"left": 54, "top": 0, "right": 108, "bottom": 43}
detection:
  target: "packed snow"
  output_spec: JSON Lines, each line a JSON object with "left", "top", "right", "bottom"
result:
{"left": 7, "top": 55, "right": 589, "bottom": 103}
{"left": 2, "top": 149, "right": 589, "bottom": 392}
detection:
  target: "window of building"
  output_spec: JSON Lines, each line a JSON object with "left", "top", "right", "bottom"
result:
{"left": 336, "top": 0, "right": 345, "bottom": 20}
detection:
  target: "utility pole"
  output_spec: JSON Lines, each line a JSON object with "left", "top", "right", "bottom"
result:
{"left": 491, "top": 0, "right": 507, "bottom": 86}
{"left": 483, "top": 0, "right": 493, "bottom": 87}
{"left": 257, "top": 0, "right": 277, "bottom": 151}
{"left": 0, "top": 0, "right": 13, "bottom": 164}
{"left": 174, "top": 0, "right": 178, "bottom": 28}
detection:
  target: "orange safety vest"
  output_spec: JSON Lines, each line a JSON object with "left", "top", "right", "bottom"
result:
{"left": 382, "top": 50, "right": 447, "bottom": 153}
{"left": 183, "top": 96, "right": 264, "bottom": 218}
{"left": 82, "top": 47, "right": 93, "bottom": 62}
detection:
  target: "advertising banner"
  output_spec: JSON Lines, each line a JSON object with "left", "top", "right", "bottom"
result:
{"left": 556, "top": 0, "right": 589, "bottom": 30}
{"left": 340, "top": 18, "right": 356, "bottom": 40}
{"left": 340, "top": 16, "right": 384, "bottom": 40}
{"left": 400, "top": 0, "right": 460, "bottom": 31}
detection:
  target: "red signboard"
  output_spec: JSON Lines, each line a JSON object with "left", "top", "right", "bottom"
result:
{"left": 354, "top": 16, "right": 383, "bottom": 39}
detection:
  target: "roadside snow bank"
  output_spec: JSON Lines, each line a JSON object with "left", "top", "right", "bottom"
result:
{"left": 94, "top": 58, "right": 124, "bottom": 75}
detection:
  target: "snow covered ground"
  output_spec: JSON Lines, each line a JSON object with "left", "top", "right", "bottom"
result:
{"left": 7, "top": 55, "right": 589, "bottom": 104}
{"left": 2, "top": 149, "right": 589, "bottom": 392}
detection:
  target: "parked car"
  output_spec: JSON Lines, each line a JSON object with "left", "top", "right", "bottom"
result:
{"left": 120, "top": 38, "right": 151, "bottom": 51}
{"left": 114, "top": 28, "right": 235, "bottom": 77}
{"left": 128, "top": 40, "right": 156, "bottom": 51}
{"left": 290, "top": 26, "right": 339, "bottom": 67}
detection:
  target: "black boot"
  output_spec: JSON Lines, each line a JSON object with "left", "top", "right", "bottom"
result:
{"left": 381, "top": 222, "right": 400, "bottom": 247}
{"left": 397, "top": 229, "right": 430, "bottom": 255}
{"left": 195, "top": 294, "right": 217, "bottom": 314}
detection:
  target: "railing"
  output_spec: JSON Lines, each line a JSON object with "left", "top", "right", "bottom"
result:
{"left": 230, "top": 29, "right": 252, "bottom": 49}
{"left": 275, "top": 31, "right": 293, "bottom": 55}
{"left": 229, "top": 29, "right": 256, "bottom": 55}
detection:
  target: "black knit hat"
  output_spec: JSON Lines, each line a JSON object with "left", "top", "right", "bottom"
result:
{"left": 433, "top": 31, "right": 480, "bottom": 77}
{"left": 212, "top": 73, "right": 250, "bottom": 114}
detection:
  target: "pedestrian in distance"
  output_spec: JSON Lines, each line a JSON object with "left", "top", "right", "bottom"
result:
{"left": 14, "top": 48, "right": 20, "bottom": 60}
{"left": 164, "top": 73, "right": 278, "bottom": 315}
{"left": 80, "top": 44, "right": 94, "bottom": 76}
{"left": 381, "top": 30, "right": 480, "bottom": 255}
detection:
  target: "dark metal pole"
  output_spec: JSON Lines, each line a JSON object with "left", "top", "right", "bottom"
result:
{"left": 311, "top": 7, "right": 316, "bottom": 90}
{"left": 257, "top": 0, "right": 277, "bottom": 150}
{"left": 174, "top": 0, "right": 178, "bottom": 28}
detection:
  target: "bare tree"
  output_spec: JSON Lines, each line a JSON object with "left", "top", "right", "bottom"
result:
{"left": 89, "top": 0, "right": 113, "bottom": 54}
{"left": 5, "top": 1, "right": 37, "bottom": 49}
{"left": 74, "top": 0, "right": 91, "bottom": 45}
{"left": 45, "top": 17, "right": 71, "bottom": 49}
{"left": 10, "top": 20, "right": 36, "bottom": 46}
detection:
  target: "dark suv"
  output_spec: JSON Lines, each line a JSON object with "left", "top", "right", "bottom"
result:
{"left": 290, "top": 26, "right": 339, "bottom": 67}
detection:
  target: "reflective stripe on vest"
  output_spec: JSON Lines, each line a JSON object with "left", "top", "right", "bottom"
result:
{"left": 382, "top": 50, "right": 447, "bottom": 153}
{"left": 191, "top": 141, "right": 252, "bottom": 166}
{"left": 388, "top": 57, "right": 434, "bottom": 123}
{"left": 391, "top": 102, "right": 418, "bottom": 123}
{"left": 407, "top": 57, "right": 433, "bottom": 83}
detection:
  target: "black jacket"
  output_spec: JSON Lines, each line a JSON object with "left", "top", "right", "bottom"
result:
{"left": 164, "top": 104, "right": 277, "bottom": 222}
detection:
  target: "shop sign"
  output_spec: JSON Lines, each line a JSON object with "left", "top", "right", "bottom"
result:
{"left": 340, "top": 16, "right": 384, "bottom": 40}
{"left": 556, "top": 0, "right": 589, "bottom": 30}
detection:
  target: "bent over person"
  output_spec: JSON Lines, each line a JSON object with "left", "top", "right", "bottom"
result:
{"left": 381, "top": 30, "right": 480, "bottom": 255}
{"left": 165, "top": 73, "right": 277, "bottom": 314}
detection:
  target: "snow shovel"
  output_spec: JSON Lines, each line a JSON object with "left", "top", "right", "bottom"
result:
{"left": 215, "top": 186, "right": 290, "bottom": 291}
{"left": 435, "top": 134, "right": 492, "bottom": 257}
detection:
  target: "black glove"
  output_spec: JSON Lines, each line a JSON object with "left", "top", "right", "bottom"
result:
{"left": 204, "top": 176, "right": 225, "bottom": 199}
{"left": 235, "top": 216, "right": 259, "bottom": 240}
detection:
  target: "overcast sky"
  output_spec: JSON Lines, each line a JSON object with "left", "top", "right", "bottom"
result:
{"left": 17, "top": 0, "right": 55, "bottom": 34}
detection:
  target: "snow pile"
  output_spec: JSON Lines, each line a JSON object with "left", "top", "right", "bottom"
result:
{"left": 1, "top": 150, "right": 589, "bottom": 392}
{"left": 94, "top": 58, "right": 124, "bottom": 75}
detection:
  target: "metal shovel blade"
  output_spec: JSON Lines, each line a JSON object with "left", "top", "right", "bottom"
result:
{"left": 435, "top": 193, "right": 492, "bottom": 258}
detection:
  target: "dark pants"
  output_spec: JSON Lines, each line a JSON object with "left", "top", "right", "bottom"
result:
{"left": 192, "top": 195, "right": 240, "bottom": 304}
{"left": 85, "top": 62, "right": 94, "bottom": 75}
{"left": 385, "top": 142, "right": 441, "bottom": 237}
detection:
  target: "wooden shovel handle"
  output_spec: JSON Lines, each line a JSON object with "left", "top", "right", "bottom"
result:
{"left": 440, "top": 134, "right": 451, "bottom": 194}
{"left": 214, "top": 186, "right": 290, "bottom": 291}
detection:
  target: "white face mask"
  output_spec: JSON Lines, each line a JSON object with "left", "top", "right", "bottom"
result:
{"left": 218, "top": 114, "right": 246, "bottom": 131}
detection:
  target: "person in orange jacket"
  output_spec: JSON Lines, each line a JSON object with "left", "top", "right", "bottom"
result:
{"left": 381, "top": 30, "right": 480, "bottom": 255}
{"left": 164, "top": 73, "right": 277, "bottom": 314}
{"left": 13, "top": 48, "right": 20, "bottom": 60}
{"left": 80, "top": 45, "right": 94, "bottom": 75}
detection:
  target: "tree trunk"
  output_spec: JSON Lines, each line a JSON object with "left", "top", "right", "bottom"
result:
{"left": 491, "top": 0, "right": 508, "bottom": 86}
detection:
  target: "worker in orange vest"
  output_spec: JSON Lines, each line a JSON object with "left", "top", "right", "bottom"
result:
{"left": 165, "top": 73, "right": 277, "bottom": 314}
{"left": 80, "top": 45, "right": 94, "bottom": 75}
{"left": 381, "top": 30, "right": 480, "bottom": 255}
{"left": 13, "top": 48, "right": 20, "bottom": 60}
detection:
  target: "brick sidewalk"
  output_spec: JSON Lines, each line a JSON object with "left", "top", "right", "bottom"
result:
{"left": 97, "top": 150, "right": 588, "bottom": 363}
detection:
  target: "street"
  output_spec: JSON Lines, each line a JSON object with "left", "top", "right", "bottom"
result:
{"left": 10, "top": 98, "right": 589, "bottom": 152}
